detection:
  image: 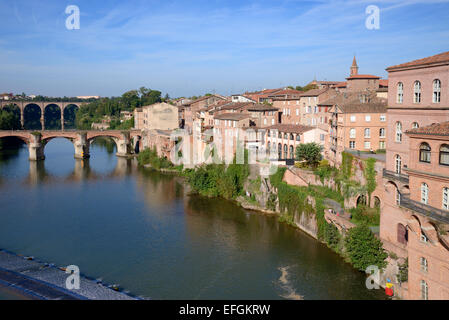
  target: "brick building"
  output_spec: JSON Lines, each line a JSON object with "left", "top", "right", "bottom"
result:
{"left": 380, "top": 51, "right": 449, "bottom": 300}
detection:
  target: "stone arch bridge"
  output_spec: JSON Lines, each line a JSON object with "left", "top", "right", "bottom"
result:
{"left": 0, "top": 100, "right": 83, "bottom": 130}
{"left": 0, "top": 130, "right": 142, "bottom": 161}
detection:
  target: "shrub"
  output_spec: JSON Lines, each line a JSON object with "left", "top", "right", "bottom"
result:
{"left": 349, "top": 205, "right": 380, "bottom": 226}
{"left": 137, "top": 147, "right": 173, "bottom": 169}
{"left": 323, "top": 222, "right": 341, "bottom": 251}
{"left": 344, "top": 225, "right": 388, "bottom": 271}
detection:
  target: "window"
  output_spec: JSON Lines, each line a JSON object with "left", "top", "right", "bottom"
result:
{"left": 412, "top": 122, "right": 419, "bottom": 129}
{"left": 271, "top": 119, "right": 275, "bottom": 125}
{"left": 379, "top": 141, "right": 386, "bottom": 149}
{"left": 443, "top": 187, "right": 449, "bottom": 210}
{"left": 396, "top": 188, "right": 401, "bottom": 205}
{"left": 421, "top": 183, "right": 429, "bottom": 204}
{"left": 264, "top": 118, "right": 267, "bottom": 125}
{"left": 283, "top": 144, "right": 288, "bottom": 159}
{"left": 433, "top": 79, "right": 441, "bottom": 103}
{"left": 414, "top": 81, "right": 421, "bottom": 103}
{"left": 320, "top": 134, "right": 325, "bottom": 141}
{"left": 290, "top": 133, "right": 294, "bottom": 140}
{"left": 380, "top": 114, "right": 386, "bottom": 122}
{"left": 350, "top": 115, "right": 356, "bottom": 122}
{"left": 284, "top": 133, "right": 288, "bottom": 139}
{"left": 421, "top": 280, "right": 428, "bottom": 300}
{"left": 397, "top": 224, "right": 408, "bottom": 245}
{"left": 296, "top": 109, "right": 299, "bottom": 116}
{"left": 267, "top": 141, "right": 271, "bottom": 151}
{"left": 396, "top": 122, "right": 402, "bottom": 142}
{"left": 419, "top": 143, "right": 431, "bottom": 163}
{"left": 364, "top": 128, "right": 370, "bottom": 138}
{"left": 364, "top": 141, "right": 371, "bottom": 150}
{"left": 440, "top": 145, "right": 449, "bottom": 166}
{"left": 289, "top": 145, "right": 294, "bottom": 159}
{"left": 421, "top": 232, "right": 428, "bottom": 243}
{"left": 278, "top": 132, "right": 282, "bottom": 139}
{"left": 350, "top": 128, "right": 356, "bottom": 138}
{"left": 296, "top": 135, "right": 300, "bottom": 142}
{"left": 365, "top": 115, "right": 371, "bottom": 122}
{"left": 395, "top": 155, "right": 402, "bottom": 174}
{"left": 397, "top": 82, "right": 404, "bottom": 103}
{"left": 420, "top": 257, "right": 428, "bottom": 272}
{"left": 349, "top": 141, "right": 356, "bottom": 149}
{"left": 379, "top": 128, "right": 386, "bottom": 138}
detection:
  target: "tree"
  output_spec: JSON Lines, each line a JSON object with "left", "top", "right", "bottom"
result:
{"left": 344, "top": 225, "right": 388, "bottom": 271}
{"left": 295, "top": 142, "right": 323, "bottom": 168}
{"left": 364, "top": 158, "right": 377, "bottom": 207}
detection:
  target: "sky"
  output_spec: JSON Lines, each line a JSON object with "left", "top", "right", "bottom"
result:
{"left": 0, "top": 0, "right": 448, "bottom": 98}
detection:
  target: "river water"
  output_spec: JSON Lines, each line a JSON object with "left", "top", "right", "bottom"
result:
{"left": 0, "top": 138, "right": 384, "bottom": 300}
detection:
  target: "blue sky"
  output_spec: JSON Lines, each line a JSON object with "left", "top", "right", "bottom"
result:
{"left": 0, "top": 0, "right": 448, "bottom": 98}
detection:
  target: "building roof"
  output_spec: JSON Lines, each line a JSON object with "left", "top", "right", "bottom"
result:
{"left": 407, "top": 121, "right": 449, "bottom": 136}
{"left": 346, "top": 74, "right": 380, "bottom": 80}
{"left": 379, "top": 79, "right": 389, "bottom": 87}
{"left": 266, "top": 124, "right": 315, "bottom": 134}
{"left": 214, "top": 113, "right": 250, "bottom": 121}
{"left": 300, "top": 88, "right": 329, "bottom": 97}
{"left": 268, "top": 89, "right": 303, "bottom": 97}
{"left": 334, "top": 82, "right": 347, "bottom": 88}
{"left": 386, "top": 51, "right": 449, "bottom": 71}
{"left": 245, "top": 104, "right": 279, "bottom": 112}
{"left": 319, "top": 92, "right": 387, "bottom": 113}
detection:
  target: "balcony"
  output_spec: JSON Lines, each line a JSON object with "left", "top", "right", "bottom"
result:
{"left": 383, "top": 169, "right": 409, "bottom": 184}
{"left": 400, "top": 196, "right": 449, "bottom": 224}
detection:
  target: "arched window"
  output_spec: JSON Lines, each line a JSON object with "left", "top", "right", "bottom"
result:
{"left": 433, "top": 79, "right": 441, "bottom": 103}
{"left": 278, "top": 132, "right": 282, "bottom": 139}
{"left": 284, "top": 133, "right": 288, "bottom": 140}
{"left": 440, "top": 144, "right": 449, "bottom": 166}
{"left": 396, "top": 122, "right": 402, "bottom": 142}
{"left": 443, "top": 187, "right": 449, "bottom": 210}
{"left": 397, "top": 82, "right": 404, "bottom": 103}
{"left": 364, "top": 128, "right": 370, "bottom": 138}
{"left": 296, "top": 134, "right": 300, "bottom": 142}
{"left": 420, "top": 257, "right": 428, "bottom": 272}
{"left": 290, "top": 133, "right": 294, "bottom": 141}
{"left": 379, "top": 128, "right": 386, "bottom": 138}
{"left": 397, "top": 223, "right": 408, "bottom": 245}
{"left": 289, "top": 145, "right": 294, "bottom": 159}
{"left": 421, "top": 183, "right": 429, "bottom": 204}
{"left": 267, "top": 141, "right": 271, "bottom": 152}
{"left": 395, "top": 155, "right": 402, "bottom": 174}
{"left": 421, "top": 280, "right": 428, "bottom": 300}
{"left": 283, "top": 144, "right": 288, "bottom": 159}
{"left": 412, "top": 122, "right": 419, "bottom": 129}
{"left": 278, "top": 143, "right": 282, "bottom": 159}
{"left": 419, "top": 143, "right": 431, "bottom": 163}
{"left": 414, "top": 81, "right": 421, "bottom": 103}
{"left": 350, "top": 128, "right": 356, "bottom": 138}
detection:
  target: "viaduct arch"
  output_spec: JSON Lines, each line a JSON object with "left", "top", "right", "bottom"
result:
{"left": 0, "top": 101, "right": 82, "bottom": 130}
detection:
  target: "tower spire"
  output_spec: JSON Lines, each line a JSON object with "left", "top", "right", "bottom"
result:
{"left": 350, "top": 55, "right": 359, "bottom": 76}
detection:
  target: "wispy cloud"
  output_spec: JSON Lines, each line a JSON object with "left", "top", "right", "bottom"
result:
{"left": 0, "top": 0, "right": 448, "bottom": 96}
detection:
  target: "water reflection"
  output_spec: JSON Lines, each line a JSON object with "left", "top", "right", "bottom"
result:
{"left": 24, "top": 157, "right": 138, "bottom": 186}
{"left": 0, "top": 138, "right": 386, "bottom": 300}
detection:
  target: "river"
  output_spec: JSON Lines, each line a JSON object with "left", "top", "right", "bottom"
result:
{"left": 0, "top": 137, "right": 385, "bottom": 300}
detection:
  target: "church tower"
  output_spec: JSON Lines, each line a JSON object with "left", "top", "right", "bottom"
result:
{"left": 350, "top": 56, "right": 359, "bottom": 76}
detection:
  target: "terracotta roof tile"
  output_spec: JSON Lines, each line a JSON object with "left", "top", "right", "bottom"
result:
{"left": 386, "top": 51, "right": 449, "bottom": 71}
{"left": 214, "top": 113, "right": 250, "bottom": 121}
{"left": 407, "top": 121, "right": 449, "bottom": 136}
{"left": 266, "top": 124, "right": 315, "bottom": 135}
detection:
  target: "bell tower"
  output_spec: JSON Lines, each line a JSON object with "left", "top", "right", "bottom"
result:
{"left": 350, "top": 56, "right": 359, "bottom": 76}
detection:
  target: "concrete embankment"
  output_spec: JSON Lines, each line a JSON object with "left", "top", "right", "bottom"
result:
{"left": 0, "top": 250, "right": 138, "bottom": 300}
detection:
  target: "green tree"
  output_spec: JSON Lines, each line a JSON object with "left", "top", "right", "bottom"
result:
{"left": 344, "top": 225, "right": 387, "bottom": 271}
{"left": 364, "top": 158, "right": 377, "bottom": 207}
{"left": 295, "top": 142, "right": 323, "bottom": 168}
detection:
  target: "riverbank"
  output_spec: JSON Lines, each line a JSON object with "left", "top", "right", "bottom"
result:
{"left": 0, "top": 249, "right": 139, "bottom": 300}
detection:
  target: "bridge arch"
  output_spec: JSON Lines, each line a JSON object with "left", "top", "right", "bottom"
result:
{"left": 43, "top": 104, "right": 62, "bottom": 130}
{"left": 23, "top": 103, "right": 43, "bottom": 130}
{"left": 63, "top": 104, "right": 80, "bottom": 129}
